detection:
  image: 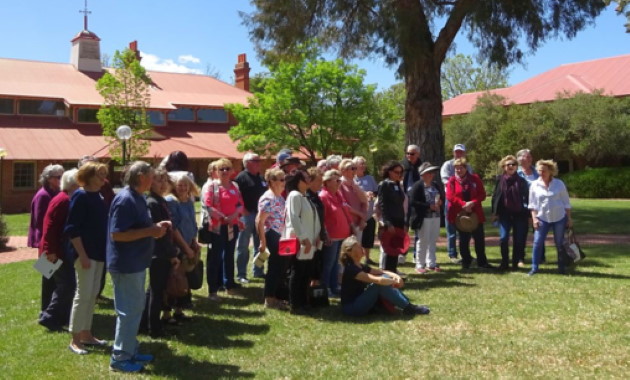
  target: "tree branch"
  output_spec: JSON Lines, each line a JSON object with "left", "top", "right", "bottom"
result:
{"left": 434, "top": 0, "right": 477, "bottom": 66}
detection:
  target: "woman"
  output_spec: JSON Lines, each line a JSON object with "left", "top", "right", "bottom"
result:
{"left": 306, "top": 167, "right": 329, "bottom": 282}
{"left": 28, "top": 164, "right": 64, "bottom": 249}
{"left": 166, "top": 173, "right": 200, "bottom": 319}
{"left": 339, "top": 236, "right": 429, "bottom": 317}
{"left": 491, "top": 155, "right": 530, "bottom": 270}
{"left": 408, "top": 162, "right": 443, "bottom": 273}
{"left": 338, "top": 159, "right": 368, "bottom": 241}
{"left": 204, "top": 158, "right": 244, "bottom": 300}
{"left": 353, "top": 156, "right": 378, "bottom": 265}
{"left": 517, "top": 148, "right": 541, "bottom": 266}
{"left": 65, "top": 162, "right": 109, "bottom": 354}
{"left": 528, "top": 159, "right": 572, "bottom": 276}
{"left": 319, "top": 169, "right": 353, "bottom": 297}
{"left": 284, "top": 170, "right": 321, "bottom": 314}
{"left": 38, "top": 169, "right": 80, "bottom": 332}
{"left": 446, "top": 158, "right": 494, "bottom": 270}
{"left": 142, "top": 169, "right": 180, "bottom": 337}
{"left": 256, "top": 168, "right": 288, "bottom": 310}
{"left": 376, "top": 161, "right": 407, "bottom": 272}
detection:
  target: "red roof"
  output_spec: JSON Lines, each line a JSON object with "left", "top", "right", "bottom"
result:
{"left": 0, "top": 58, "right": 251, "bottom": 108}
{"left": 443, "top": 54, "right": 630, "bottom": 117}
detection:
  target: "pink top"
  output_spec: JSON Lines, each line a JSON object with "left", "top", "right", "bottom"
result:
{"left": 319, "top": 187, "right": 352, "bottom": 240}
{"left": 204, "top": 182, "right": 244, "bottom": 228}
{"left": 339, "top": 178, "right": 368, "bottom": 225}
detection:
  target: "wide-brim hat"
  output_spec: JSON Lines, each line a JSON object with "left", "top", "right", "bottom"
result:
{"left": 280, "top": 157, "right": 301, "bottom": 168}
{"left": 456, "top": 211, "right": 479, "bottom": 233}
{"left": 380, "top": 227, "right": 410, "bottom": 256}
{"left": 418, "top": 162, "right": 439, "bottom": 176}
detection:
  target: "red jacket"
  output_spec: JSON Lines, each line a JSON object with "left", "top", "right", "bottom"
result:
{"left": 319, "top": 187, "right": 352, "bottom": 240}
{"left": 446, "top": 174, "right": 486, "bottom": 224}
{"left": 39, "top": 191, "right": 70, "bottom": 258}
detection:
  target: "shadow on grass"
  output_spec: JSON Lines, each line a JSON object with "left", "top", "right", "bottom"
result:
{"left": 171, "top": 313, "right": 269, "bottom": 349}
{"left": 143, "top": 341, "right": 254, "bottom": 379}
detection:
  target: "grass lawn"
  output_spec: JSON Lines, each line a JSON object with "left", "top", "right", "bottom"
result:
{"left": 0, "top": 242, "right": 628, "bottom": 378}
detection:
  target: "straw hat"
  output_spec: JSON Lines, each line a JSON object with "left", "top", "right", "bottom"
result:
{"left": 456, "top": 211, "right": 479, "bottom": 233}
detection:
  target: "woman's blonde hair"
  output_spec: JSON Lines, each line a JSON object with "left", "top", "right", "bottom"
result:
{"left": 264, "top": 168, "right": 285, "bottom": 183}
{"left": 339, "top": 158, "right": 354, "bottom": 171}
{"left": 339, "top": 236, "right": 360, "bottom": 265}
{"left": 453, "top": 157, "right": 468, "bottom": 167}
{"left": 498, "top": 155, "right": 517, "bottom": 171}
{"left": 214, "top": 158, "right": 232, "bottom": 169}
{"left": 535, "top": 159, "right": 559, "bottom": 177}
{"left": 170, "top": 172, "right": 200, "bottom": 198}
{"left": 76, "top": 161, "right": 108, "bottom": 187}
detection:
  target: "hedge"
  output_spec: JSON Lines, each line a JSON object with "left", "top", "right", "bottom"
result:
{"left": 560, "top": 167, "right": 630, "bottom": 198}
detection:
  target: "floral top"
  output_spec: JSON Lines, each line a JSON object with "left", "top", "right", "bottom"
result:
{"left": 257, "top": 190, "right": 285, "bottom": 234}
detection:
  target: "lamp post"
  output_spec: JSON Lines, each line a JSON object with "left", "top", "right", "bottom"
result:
{"left": 115, "top": 125, "right": 132, "bottom": 166}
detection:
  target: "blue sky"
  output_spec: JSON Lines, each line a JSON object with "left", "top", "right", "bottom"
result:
{"left": 1, "top": 1, "right": 628, "bottom": 90}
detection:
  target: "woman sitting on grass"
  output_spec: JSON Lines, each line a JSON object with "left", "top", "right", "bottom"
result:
{"left": 339, "top": 236, "right": 430, "bottom": 317}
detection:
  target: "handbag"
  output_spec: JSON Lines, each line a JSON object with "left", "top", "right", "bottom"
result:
{"left": 563, "top": 227, "right": 585, "bottom": 263}
{"left": 278, "top": 237, "right": 300, "bottom": 256}
{"left": 307, "top": 284, "right": 329, "bottom": 308}
{"left": 186, "top": 259, "right": 204, "bottom": 290}
{"left": 166, "top": 266, "right": 189, "bottom": 298}
{"left": 198, "top": 219, "right": 212, "bottom": 244}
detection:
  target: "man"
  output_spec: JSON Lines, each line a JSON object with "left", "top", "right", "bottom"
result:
{"left": 235, "top": 153, "right": 267, "bottom": 282}
{"left": 281, "top": 156, "right": 302, "bottom": 175}
{"left": 400, "top": 144, "right": 422, "bottom": 265}
{"left": 440, "top": 144, "right": 474, "bottom": 264}
{"left": 107, "top": 161, "right": 169, "bottom": 373}
{"left": 516, "top": 148, "right": 542, "bottom": 265}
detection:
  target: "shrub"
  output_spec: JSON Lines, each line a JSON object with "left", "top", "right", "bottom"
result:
{"left": 0, "top": 209, "right": 9, "bottom": 250}
{"left": 560, "top": 167, "right": 630, "bottom": 198}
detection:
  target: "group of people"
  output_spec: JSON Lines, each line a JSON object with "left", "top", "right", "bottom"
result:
{"left": 28, "top": 144, "right": 573, "bottom": 372}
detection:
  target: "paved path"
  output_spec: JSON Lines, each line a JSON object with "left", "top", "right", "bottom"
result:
{"left": 2, "top": 234, "right": 628, "bottom": 265}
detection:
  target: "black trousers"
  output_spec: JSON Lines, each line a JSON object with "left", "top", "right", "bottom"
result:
{"left": 459, "top": 223, "right": 488, "bottom": 267}
{"left": 264, "top": 230, "right": 290, "bottom": 298}
{"left": 289, "top": 258, "right": 316, "bottom": 309}
{"left": 143, "top": 258, "right": 171, "bottom": 334}
{"left": 39, "top": 257, "right": 76, "bottom": 327}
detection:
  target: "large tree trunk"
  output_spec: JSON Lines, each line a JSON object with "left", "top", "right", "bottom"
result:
{"left": 405, "top": 57, "right": 445, "bottom": 166}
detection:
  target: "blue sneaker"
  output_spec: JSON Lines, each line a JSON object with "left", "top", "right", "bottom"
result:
{"left": 132, "top": 353, "right": 154, "bottom": 363}
{"left": 110, "top": 359, "right": 143, "bottom": 373}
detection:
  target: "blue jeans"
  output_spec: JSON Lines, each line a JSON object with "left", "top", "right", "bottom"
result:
{"left": 320, "top": 240, "right": 342, "bottom": 294}
{"left": 210, "top": 225, "right": 239, "bottom": 290}
{"left": 498, "top": 213, "right": 529, "bottom": 266}
{"left": 111, "top": 270, "right": 146, "bottom": 361}
{"left": 531, "top": 216, "right": 567, "bottom": 272}
{"left": 445, "top": 199, "right": 458, "bottom": 258}
{"left": 236, "top": 213, "right": 261, "bottom": 278}
{"left": 342, "top": 282, "right": 410, "bottom": 316}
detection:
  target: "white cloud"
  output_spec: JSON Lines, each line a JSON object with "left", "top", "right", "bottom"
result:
{"left": 140, "top": 52, "right": 203, "bottom": 74}
{"left": 178, "top": 54, "right": 201, "bottom": 64}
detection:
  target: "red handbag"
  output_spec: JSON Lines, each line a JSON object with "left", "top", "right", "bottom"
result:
{"left": 278, "top": 237, "right": 300, "bottom": 256}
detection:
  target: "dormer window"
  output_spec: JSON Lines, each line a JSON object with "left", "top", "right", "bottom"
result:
{"left": 148, "top": 110, "right": 166, "bottom": 126}
{"left": 0, "top": 98, "right": 14, "bottom": 114}
{"left": 19, "top": 100, "right": 65, "bottom": 116}
{"left": 197, "top": 108, "right": 228, "bottom": 123}
{"left": 77, "top": 108, "right": 99, "bottom": 123}
{"left": 167, "top": 107, "right": 194, "bottom": 121}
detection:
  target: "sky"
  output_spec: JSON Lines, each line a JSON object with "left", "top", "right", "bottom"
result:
{"left": 1, "top": 1, "right": 628, "bottom": 91}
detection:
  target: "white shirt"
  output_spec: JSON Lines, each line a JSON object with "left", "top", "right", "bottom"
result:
{"left": 284, "top": 191, "right": 321, "bottom": 260}
{"left": 528, "top": 178, "right": 571, "bottom": 223}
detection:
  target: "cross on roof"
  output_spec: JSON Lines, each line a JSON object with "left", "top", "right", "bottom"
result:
{"left": 79, "top": 0, "right": 91, "bottom": 31}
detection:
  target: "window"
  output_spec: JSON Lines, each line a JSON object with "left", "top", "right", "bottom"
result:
{"left": 19, "top": 100, "right": 65, "bottom": 116}
{"left": 147, "top": 110, "right": 166, "bottom": 126}
{"left": 62, "top": 162, "right": 77, "bottom": 171}
{"left": 13, "top": 162, "right": 36, "bottom": 189}
{"left": 0, "top": 98, "right": 14, "bottom": 114}
{"left": 77, "top": 108, "right": 99, "bottom": 123}
{"left": 167, "top": 107, "right": 195, "bottom": 121}
{"left": 197, "top": 108, "right": 228, "bottom": 123}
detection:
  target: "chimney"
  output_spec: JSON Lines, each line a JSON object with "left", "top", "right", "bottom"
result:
{"left": 129, "top": 41, "right": 142, "bottom": 62}
{"left": 234, "top": 54, "right": 250, "bottom": 92}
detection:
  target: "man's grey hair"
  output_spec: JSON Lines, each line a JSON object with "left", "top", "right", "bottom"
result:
{"left": 61, "top": 168, "right": 79, "bottom": 192}
{"left": 39, "top": 164, "right": 64, "bottom": 186}
{"left": 407, "top": 144, "right": 421, "bottom": 154}
{"left": 78, "top": 155, "right": 98, "bottom": 168}
{"left": 516, "top": 149, "right": 531, "bottom": 159}
{"left": 124, "top": 161, "right": 153, "bottom": 188}
{"left": 243, "top": 152, "right": 260, "bottom": 166}
{"left": 326, "top": 154, "right": 342, "bottom": 167}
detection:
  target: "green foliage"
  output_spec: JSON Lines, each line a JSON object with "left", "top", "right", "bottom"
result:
{"left": 0, "top": 210, "right": 8, "bottom": 249}
{"left": 441, "top": 54, "right": 510, "bottom": 100}
{"left": 96, "top": 48, "right": 152, "bottom": 163}
{"left": 561, "top": 167, "right": 630, "bottom": 198}
{"left": 226, "top": 49, "right": 395, "bottom": 163}
{"left": 605, "top": 0, "right": 630, "bottom": 32}
{"left": 445, "top": 92, "right": 630, "bottom": 179}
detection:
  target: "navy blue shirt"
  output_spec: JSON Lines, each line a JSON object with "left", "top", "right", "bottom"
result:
{"left": 106, "top": 187, "right": 155, "bottom": 274}
{"left": 340, "top": 263, "right": 371, "bottom": 305}
{"left": 64, "top": 189, "right": 108, "bottom": 262}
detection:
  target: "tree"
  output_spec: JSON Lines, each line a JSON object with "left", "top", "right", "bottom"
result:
{"left": 441, "top": 54, "right": 509, "bottom": 100}
{"left": 243, "top": 1, "right": 606, "bottom": 164}
{"left": 96, "top": 48, "right": 152, "bottom": 163}
{"left": 605, "top": 0, "right": 630, "bottom": 32}
{"left": 226, "top": 51, "right": 394, "bottom": 163}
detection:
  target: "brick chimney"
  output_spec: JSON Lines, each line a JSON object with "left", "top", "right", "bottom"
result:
{"left": 129, "top": 41, "right": 142, "bottom": 62}
{"left": 234, "top": 54, "right": 250, "bottom": 92}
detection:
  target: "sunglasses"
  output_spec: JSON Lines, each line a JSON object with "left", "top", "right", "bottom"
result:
{"left": 506, "top": 163, "right": 517, "bottom": 167}
{"left": 347, "top": 166, "right": 357, "bottom": 171}
{"left": 406, "top": 152, "right": 416, "bottom": 156}
{"left": 273, "top": 178, "right": 286, "bottom": 182}
{"left": 50, "top": 175, "right": 62, "bottom": 179}
{"left": 218, "top": 167, "right": 231, "bottom": 172}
